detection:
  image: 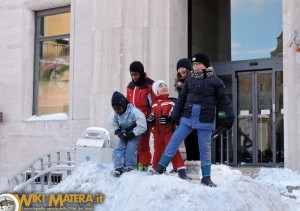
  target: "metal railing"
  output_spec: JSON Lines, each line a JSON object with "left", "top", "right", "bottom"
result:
{"left": 8, "top": 149, "right": 76, "bottom": 193}
{"left": 212, "top": 127, "right": 232, "bottom": 165}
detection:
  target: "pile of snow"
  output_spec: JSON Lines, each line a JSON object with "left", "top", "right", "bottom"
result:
{"left": 48, "top": 162, "right": 300, "bottom": 210}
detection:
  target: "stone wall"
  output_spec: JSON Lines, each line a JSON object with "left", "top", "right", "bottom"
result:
{"left": 0, "top": 0, "right": 188, "bottom": 191}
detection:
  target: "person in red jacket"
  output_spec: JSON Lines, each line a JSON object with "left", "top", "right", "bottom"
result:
{"left": 147, "top": 80, "right": 187, "bottom": 179}
{"left": 126, "top": 61, "right": 157, "bottom": 170}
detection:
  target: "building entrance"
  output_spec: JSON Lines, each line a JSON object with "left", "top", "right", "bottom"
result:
{"left": 213, "top": 58, "right": 283, "bottom": 166}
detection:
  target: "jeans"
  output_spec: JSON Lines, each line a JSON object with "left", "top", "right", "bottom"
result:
{"left": 113, "top": 135, "right": 140, "bottom": 169}
{"left": 159, "top": 123, "right": 213, "bottom": 177}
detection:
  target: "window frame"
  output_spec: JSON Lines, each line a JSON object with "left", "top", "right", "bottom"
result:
{"left": 33, "top": 6, "right": 71, "bottom": 115}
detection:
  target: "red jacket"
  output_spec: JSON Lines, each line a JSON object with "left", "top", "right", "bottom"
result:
{"left": 149, "top": 94, "right": 174, "bottom": 134}
{"left": 126, "top": 74, "right": 156, "bottom": 117}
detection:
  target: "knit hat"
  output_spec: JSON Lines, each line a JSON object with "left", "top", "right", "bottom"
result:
{"left": 192, "top": 53, "right": 211, "bottom": 68}
{"left": 111, "top": 91, "right": 129, "bottom": 109}
{"left": 152, "top": 80, "right": 166, "bottom": 96}
{"left": 129, "top": 61, "right": 144, "bottom": 75}
{"left": 177, "top": 58, "right": 192, "bottom": 70}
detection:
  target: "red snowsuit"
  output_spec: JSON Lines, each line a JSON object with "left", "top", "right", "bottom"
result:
{"left": 149, "top": 94, "right": 185, "bottom": 170}
{"left": 126, "top": 74, "right": 157, "bottom": 166}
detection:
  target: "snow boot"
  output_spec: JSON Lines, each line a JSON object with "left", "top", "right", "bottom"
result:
{"left": 113, "top": 168, "right": 123, "bottom": 177}
{"left": 201, "top": 176, "right": 217, "bottom": 187}
{"left": 177, "top": 167, "right": 187, "bottom": 180}
{"left": 185, "top": 160, "right": 201, "bottom": 180}
{"left": 123, "top": 166, "right": 135, "bottom": 172}
{"left": 155, "top": 164, "right": 166, "bottom": 174}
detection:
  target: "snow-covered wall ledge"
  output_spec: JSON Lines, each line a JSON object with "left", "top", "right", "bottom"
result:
{"left": 24, "top": 0, "right": 70, "bottom": 11}
{"left": 26, "top": 113, "right": 70, "bottom": 121}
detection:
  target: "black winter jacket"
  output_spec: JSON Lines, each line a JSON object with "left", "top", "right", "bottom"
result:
{"left": 171, "top": 75, "right": 234, "bottom": 123}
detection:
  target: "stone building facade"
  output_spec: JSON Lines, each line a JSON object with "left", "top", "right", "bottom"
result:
{"left": 0, "top": 0, "right": 299, "bottom": 191}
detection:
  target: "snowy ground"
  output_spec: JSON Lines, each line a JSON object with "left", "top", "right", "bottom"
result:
{"left": 48, "top": 162, "right": 300, "bottom": 211}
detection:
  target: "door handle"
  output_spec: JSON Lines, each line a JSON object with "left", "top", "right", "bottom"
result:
{"left": 272, "top": 103, "right": 275, "bottom": 122}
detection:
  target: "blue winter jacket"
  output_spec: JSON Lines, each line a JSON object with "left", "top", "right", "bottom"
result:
{"left": 108, "top": 103, "right": 147, "bottom": 136}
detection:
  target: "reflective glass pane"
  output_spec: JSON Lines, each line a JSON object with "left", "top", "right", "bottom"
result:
{"left": 237, "top": 74, "right": 253, "bottom": 163}
{"left": 275, "top": 71, "right": 284, "bottom": 163}
{"left": 217, "top": 75, "right": 234, "bottom": 164}
{"left": 231, "top": 0, "right": 282, "bottom": 60}
{"left": 39, "top": 13, "right": 70, "bottom": 37}
{"left": 257, "top": 73, "right": 273, "bottom": 163}
{"left": 38, "top": 39, "right": 70, "bottom": 115}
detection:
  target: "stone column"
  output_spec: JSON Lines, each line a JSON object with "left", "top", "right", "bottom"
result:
{"left": 283, "top": 0, "right": 300, "bottom": 171}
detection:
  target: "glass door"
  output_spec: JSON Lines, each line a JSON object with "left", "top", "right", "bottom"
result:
{"left": 257, "top": 72, "right": 273, "bottom": 164}
{"left": 237, "top": 73, "right": 254, "bottom": 164}
{"left": 237, "top": 71, "right": 284, "bottom": 165}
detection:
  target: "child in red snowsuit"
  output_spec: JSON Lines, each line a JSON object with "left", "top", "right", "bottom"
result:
{"left": 147, "top": 80, "right": 186, "bottom": 179}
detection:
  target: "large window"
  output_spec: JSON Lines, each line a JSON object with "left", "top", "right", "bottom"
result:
{"left": 33, "top": 7, "right": 70, "bottom": 116}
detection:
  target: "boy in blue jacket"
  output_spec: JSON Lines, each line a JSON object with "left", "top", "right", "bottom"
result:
{"left": 108, "top": 91, "right": 147, "bottom": 177}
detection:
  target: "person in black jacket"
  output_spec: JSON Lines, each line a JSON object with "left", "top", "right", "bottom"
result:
{"left": 155, "top": 53, "right": 235, "bottom": 187}
{"left": 174, "top": 58, "right": 200, "bottom": 161}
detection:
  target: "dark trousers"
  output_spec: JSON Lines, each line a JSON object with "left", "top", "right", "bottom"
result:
{"left": 184, "top": 130, "right": 200, "bottom": 161}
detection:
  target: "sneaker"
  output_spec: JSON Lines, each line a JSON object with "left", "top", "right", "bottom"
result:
{"left": 137, "top": 162, "right": 144, "bottom": 171}
{"left": 177, "top": 167, "right": 187, "bottom": 180}
{"left": 137, "top": 162, "right": 152, "bottom": 172}
{"left": 146, "top": 166, "right": 154, "bottom": 173}
{"left": 148, "top": 169, "right": 159, "bottom": 175}
{"left": 143, "top": 165, "right": 152, "bottom": 172}
{"left": 201, "top": 176, "right": 217, "bottom": 187}
{"left": 113, "top": 168, "right": 123, "bottom": 177}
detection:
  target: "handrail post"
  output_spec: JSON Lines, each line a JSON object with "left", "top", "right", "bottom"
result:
{"left": 48, "top": 154, "right": 51, "bottom": 168}
{"left": 40, "top": 158, "right": 45, "bottom": 192}
{"left": 57, "top": 152, "right": 60, "bottom": 166}
{"left": 220, "top": 133, "right": 224, "bottom": 164}
{"left": 30, "top": 165, "right": 36, "bottom": 192}
{"left": 48, "top": 172, "right": 53, "bottom": 189}
{"left": 226, "top": 130, "right": 230, "bottom": 165}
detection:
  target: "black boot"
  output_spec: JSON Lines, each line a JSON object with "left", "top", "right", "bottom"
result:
{"left": 123, "top": 166, "right": 135, "bottom": 172}
{"left": 155, "top": 164, "right": 166, "bottom": 174}
{"left": 113, "top": 168, "right": 123, "bottom": 177}
{"left": 177, "top": 167, "right": 187, "bottom": 179}
{"left": 201, "top": 176, "right": 217, "bottom": 187}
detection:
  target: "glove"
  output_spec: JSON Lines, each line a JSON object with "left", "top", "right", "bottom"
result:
{"left": 123, "top": 131, "right": 135, "bottom": 141}
{"left": 170, "top": 116, "right": 180, "bottom": 132}
{"left": 158, "top": 115, "right": 171, "bottom": 125}
{"left": 117, "top": 130, "right": 127, "bottom": 139}
{"left": 147, "top": 115, "right": 155, "bottom": 123}
{"left": 114, "top": 128, "right": 121, "bottom": 135}
{"left": 225, "top": 117, "right": 235, "bottom": 129}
